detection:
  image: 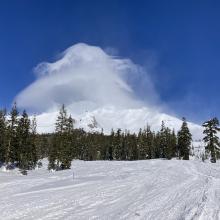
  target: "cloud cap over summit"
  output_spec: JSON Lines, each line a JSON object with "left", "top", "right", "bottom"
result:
{"left": 16, "top": 43, "right": 158, "bottom": 113}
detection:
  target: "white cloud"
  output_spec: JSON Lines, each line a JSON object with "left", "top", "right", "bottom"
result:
{"left": 15, "top": 43, "right": 159, "bottom": 113}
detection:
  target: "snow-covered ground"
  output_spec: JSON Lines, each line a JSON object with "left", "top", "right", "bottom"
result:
{"left": 0, "top": 159, "right": 219, "bottom": 220}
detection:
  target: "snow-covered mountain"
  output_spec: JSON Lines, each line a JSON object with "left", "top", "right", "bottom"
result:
{"left": 36, "top": 106, "right": 203, "bottom": 140}
{"left": 13, "top": 43, "right": 203, "bottom": 140}
{"left": 15, "top": 43, "right": 204, "bottom": 152}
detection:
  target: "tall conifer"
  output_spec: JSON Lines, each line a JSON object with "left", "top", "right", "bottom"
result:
{"left": 177, "top": 117, "right": 192, "bottom": 160}
{"left": 202, "top": 117, "right": 220, "bottom": 163}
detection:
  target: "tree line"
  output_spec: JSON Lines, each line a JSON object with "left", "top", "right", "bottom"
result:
{"left": 0, "top": 104, "right": 219, "bottom": 174}
{"left": 0, "top": 103, "right": 37, "bottom": 174}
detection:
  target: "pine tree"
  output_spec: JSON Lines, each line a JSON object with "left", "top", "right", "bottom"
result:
{"left": 138, "top": 126, "right": 154, "bottom": 159}
{"left": 49, "top": 105, "right": 68, "bottom": 170}
{"left": 159, "top": 121, "right": 167, "bottom": 158}
{"left": 202, "top": 117, "right": 220, "bottom": 163}
{"left": 170, "top": 129, "right": 177, "bottom": 157}
{"left": 121, "top": 132, "right": 127, "bottom": 160}
{"left": 48, "top": 105, "right": 74, "bottom": 170}
{"left": 108, "top": 129, "right": 114, "bottom": 160}
{"left": 137, "top": 128, "right": 147, "bottom": 159}
{"left": 7, "top": 103, "right": 19, "bottom": 164}
{"left": 125, "top": 132, "right": 138, "bottom": 160}
{"left": 60, "top": 115, "right": 74, "bottom": 168}
{"left": 177, "top": 117, "right": 192, "bottom": 160}
{"left": 55, "top": 104, "right": 68, "bottom": 133}
{"left": 145, "top": 126, "right": 154, "bottom": 159}
{"left": 154, "top": 132, "right": 161, "bottom": 158}
{"left": 17, "top": 110, "right": 31, "bottom": 173}
{"left": 164, "top": 127, "right": 172, "bottom": 159}
{"left": 48, "top": 135, "right": 57, "bottom": 170}
{"left": 29, "top": 115, "right": 38, "bottom": 169}
{"left": 55, "top": 104, "right": 69, "bottom": 169}
{"left": 99, "top": 129, "right": 109, "bottom": 160}
{"left": 0, "top": 109, "right": 7, "bottom": 163}
{"left": 130, "top": 133, "right": 138, "bottom": 160}
{"left": 113, "top": 129, "right": 122, "bottom": 160}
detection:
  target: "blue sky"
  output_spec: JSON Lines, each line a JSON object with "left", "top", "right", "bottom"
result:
{"left": 0, "top": 0, "right": 220, "bottom": 123}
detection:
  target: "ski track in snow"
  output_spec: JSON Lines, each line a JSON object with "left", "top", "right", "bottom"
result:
{"left": 0, "top": 160, "right": 219, "bottom": 220}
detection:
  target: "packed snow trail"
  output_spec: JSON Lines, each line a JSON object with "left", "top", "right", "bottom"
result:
{"left": 0, "top": 160, "right": 219, "bottom": 220}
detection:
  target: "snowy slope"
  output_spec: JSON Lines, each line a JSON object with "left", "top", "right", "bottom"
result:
{"left": 36, "top": 106, "right": 203, "bottom": 140}
{"left": 0, "top": 159, "right": 219, "bottom": 220}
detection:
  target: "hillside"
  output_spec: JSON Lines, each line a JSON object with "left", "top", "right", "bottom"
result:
{"left": 36, "top": 106, "right": 204, "bottom": 140}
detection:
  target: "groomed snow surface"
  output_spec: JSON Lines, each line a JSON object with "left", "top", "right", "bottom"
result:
{"left": 0, "top": 159, "right": 220, "bottom": 220}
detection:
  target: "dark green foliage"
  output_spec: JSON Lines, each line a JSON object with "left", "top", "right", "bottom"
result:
{"left": 7, "top": 103, "right": 19, "bottom": 163}
{"left": 202, "top": 117, "right": 220, "bottom": 163}
{"left": 17, "top": 110, "right": 31, "bottom": 170}
{"left": 151, "top": 122, "right": 177, "bottom": 160}
{"left": 127, "top": 133, "right": 138, "bottom": 160}
{"left": 170, "top": 129, "right": 178, "bottom": 158}
{"left": 113, "top": 129, "right": 122, "bottom": 160}
{"left": 48, "top": 105, "right": 75, "bottom": 170}
{"left": 145, "top": 126, "right": 155, "bottom": 159}
{"left": 0, "top": 104, "right": 38, "bottom": 174}
{"left": 108, "top": 130, "right": 114, "bottom": 160}
{"left": 28, "top": 115, "right": 38, "bottom": 169}
{"left": 0, "top": 109, "right": 7, "bottom": 163}
{"left": 45, "top": 123, "right": 179, "bottom": 164}
{"left": 158, "top": 121, "right": 168, "bottom": 158}
{"left": 177, "top": 118, "right": 192, "bottom": 160}
{"left": 16, "top": 110, "right": 38, "bottom": 173}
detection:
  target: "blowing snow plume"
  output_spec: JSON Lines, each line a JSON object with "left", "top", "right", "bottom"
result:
{"left": 16, "top": 43, "right": 158, "bottom": 113}
{"left": 15, "top": 43, "right": 203, "bottom": 140}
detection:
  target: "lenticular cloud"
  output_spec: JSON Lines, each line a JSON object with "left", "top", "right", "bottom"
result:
{"left": 16, "top": 43, "right": 156, "bottom": 113}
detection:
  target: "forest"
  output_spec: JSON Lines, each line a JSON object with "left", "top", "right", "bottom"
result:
{"left": 0, "top": 103, "right": 219, "bottom": 174}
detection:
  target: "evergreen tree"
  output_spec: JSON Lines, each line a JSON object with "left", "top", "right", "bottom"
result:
{"left": 202, "top": 117, "right": 220, "bottom": 163}
{"left": 138, "top": 126, "right": 154, "bottom": 159}
{"left": 17, "top": 110, "right": 31, "bottom": 173}
{"left": 113, "top": 129, "right": 122, "bottom": 160}
{"left": 55, "top": 104, "right": 69, "bottom": 133}
{"left": 164, "top": 127, "right": 172, "bottom": 159}
{"left": 154, "top": 132, "right": 161, "bottom": 158}
{"left": 99, "top": 129, "right": 110, "bottom": 160}
{"left": 177, "top": 117, "right": 192, "bottom": 160}
{"left": 145, "top": 126, "right": 154, "bottom": 159}
{"left": 75, "top": 128, "right": 86, "bottom": 160}
{"left": 0, "top": 109, "right": 7, "bottom": 163}
{"left": 137, "top": 129, "right": 146, "bottom": 159}
{"left": 7, "top": 103, "right": 19, "bottom": 164}
{"left": 170, "top": 129, "right": 177, "bottom": 157}
{"left": 48, "top": 135, "right": 57, "bottom": 170}
{"left": 60, "top": 115, "right": 74, "bottom": 168}
{"left": 48, "top": 105, "right": 74, "bottom": 170}
{"left": 121, "top": 132, "right": 127, "bottom": 160}
{"left": 29, "top": 115, "right": 38, "bottom": 169}
{"left": 126, "top": 132, "right": 138, "bottom": 160}
{"left": 159, "top": 121, "right": 167, "bottom": 158}
{"left": 108, "top": 129, "right": 114, "bottom": 160}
